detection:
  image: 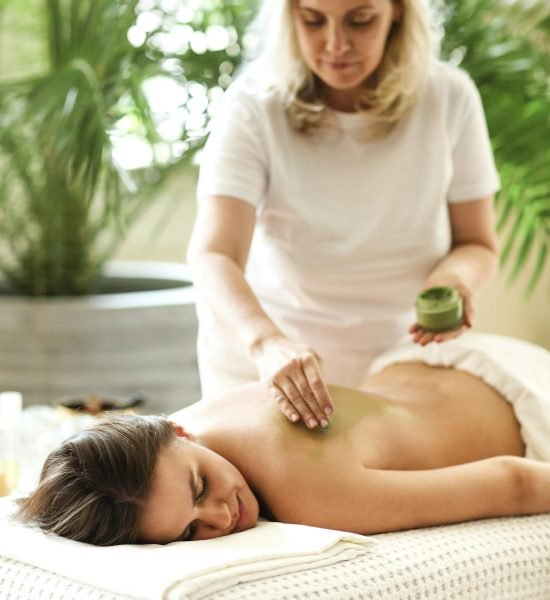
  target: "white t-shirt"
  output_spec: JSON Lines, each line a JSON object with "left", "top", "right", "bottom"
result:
{"left": 196, "top": 59, "right": 500, "bottom": 388}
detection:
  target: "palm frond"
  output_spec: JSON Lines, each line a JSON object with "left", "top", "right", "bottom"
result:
{"left": 0, "top": 0, "right": 180, "bottom": 294}
{"left": 438, "top": 0, "right": 550, "bottom": 294}
{"left": 0, "top": 0, "right": 252, "bottom": 295}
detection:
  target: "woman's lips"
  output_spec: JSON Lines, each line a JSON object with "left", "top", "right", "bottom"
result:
{"left": 326, "top": 61, "right": 355, "bottom": 71}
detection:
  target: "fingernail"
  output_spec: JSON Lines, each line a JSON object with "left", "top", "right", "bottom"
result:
{"left": 291, "top": 413, "right": 299, "bottom": 422}
{"left": 307, "top": 419, "right": 317, "bottom": 428}
{"left": 320, "top": 418, "right": 329, "bottom": 429}
{"left": 324, "top": 406, "right": 333, "bottom": 416}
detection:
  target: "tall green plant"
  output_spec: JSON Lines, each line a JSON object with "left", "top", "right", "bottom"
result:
{"left": 0, "top": 0, "right": 253, "bottom": 296}
{"left": 437, "top": 0, "right": 550, "bottom": 293}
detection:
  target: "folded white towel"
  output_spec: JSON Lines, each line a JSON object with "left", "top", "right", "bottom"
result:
{"left": 0, "top": 498, "right": 369, "bottom": 600}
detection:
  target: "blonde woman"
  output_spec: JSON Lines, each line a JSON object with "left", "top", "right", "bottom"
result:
{"left": 188, "top": 0, "right": 500, "bottom": 429}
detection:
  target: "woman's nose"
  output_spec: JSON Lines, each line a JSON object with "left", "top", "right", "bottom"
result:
{"left": 197, "top": 500, "right": 233, "bottom": 536}
{"left": 325, "top": 23, "right": 350, "bottom": 55}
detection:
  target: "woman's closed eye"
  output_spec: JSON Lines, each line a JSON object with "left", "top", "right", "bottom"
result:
{"left": 178, "top": 475, "right": 209, "bottom": 542}
{"left": 197, "top": 475, "right": 209, "bottom": 502}
{"left": 299, "top": 10, "right": 376, "bottom": 29}
{"left": 348, "top": 15, "right": 375, "bottom": 27}
{"left": 300, "top": 12, "right": 325, "bottom": 27}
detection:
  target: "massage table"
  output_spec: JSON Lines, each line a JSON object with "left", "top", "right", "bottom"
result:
{"left": 1, "top": 502, "right": 550, "bottom": 599}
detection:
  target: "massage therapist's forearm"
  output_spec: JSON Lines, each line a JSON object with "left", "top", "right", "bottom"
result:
{"left": 190, "top": 251, "right": 284, "bottom": 355}
{"left": 187, "top": 195, "right": 286, "bottom": 355}
{"left": 188, "top": 196, "right": 334, "bottom": 425}
{"left": 425, "top": 242, "right": 498, "bottom": 291}
{"left": 426, "top": 196, "right": 499, "bottom": 292}
{"left": 190, "top": 240, "right": 334, "bottom": 427}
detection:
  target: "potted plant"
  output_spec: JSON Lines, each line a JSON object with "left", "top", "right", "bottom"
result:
{"left": 0, "top": 0, "right": 252, "bottom": 412}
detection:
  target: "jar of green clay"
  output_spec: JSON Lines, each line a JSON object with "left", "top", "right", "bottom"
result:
{"left": 415, "top": 286, "right": 463, "bottom": 332}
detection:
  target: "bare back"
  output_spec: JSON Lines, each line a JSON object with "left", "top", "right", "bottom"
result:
{"left": 172, "top": 362, "right": 525, "bottom": 530}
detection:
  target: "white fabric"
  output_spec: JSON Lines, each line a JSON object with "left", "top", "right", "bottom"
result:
{"left": 369, "top": 332, "right": 550, "bottom": 461}
{"left": 196, "top": 60, "right": 500, "bottom": 394}
{"left": 3, "top": 515, "right": 550, "bottom": 599}
{"left": 0, "top": 498, "right": 368, "bottom": 600}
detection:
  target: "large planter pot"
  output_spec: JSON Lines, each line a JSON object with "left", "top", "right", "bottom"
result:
{"left": 0, "top": 261, "right": 200, "bottom": 415}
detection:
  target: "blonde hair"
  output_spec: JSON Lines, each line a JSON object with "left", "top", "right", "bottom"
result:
{"left": 242, "top": 0, "right": 433, "bottom": 139}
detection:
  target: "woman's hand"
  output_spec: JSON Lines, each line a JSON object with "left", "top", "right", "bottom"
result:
{"left": 410, "top": 197, "right": 498, "bottom": 346}
{"left": 251, "top": 336, "right": 333, "bottom": 429}
{"left": 409, "top": 280, "right": 473, "bottom": 345}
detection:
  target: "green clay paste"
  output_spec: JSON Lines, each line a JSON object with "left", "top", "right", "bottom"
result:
{"left": 415, "top": 286, "right": 463, "bottom": 332}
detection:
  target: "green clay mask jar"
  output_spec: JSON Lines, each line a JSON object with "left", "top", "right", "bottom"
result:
{"left": 415, "top": 286, "right": 463, "bottom": 332}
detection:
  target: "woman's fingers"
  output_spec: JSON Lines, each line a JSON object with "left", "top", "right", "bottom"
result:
{"left": 253, "top": 337, "right": 333, "bottom": 428}
{"left": 270, "top": 385, "right": 300, "bottom": 423}
{"left": 273, "top": 357, "right": 332, "bottom": 428}
{"left": 302, "top": 354, "right": 333, "bottom": 417}
{"left": 275, "top": 380, "right": 320, "bottom": 428}
{"left": 463, "top": 297, "right": 474, "bottom": 327}
{"left": 432, "top": 323, "right": 469, "bottom": 343}
{"left": 410, "top": 322, "right": 470, "bottom": 345}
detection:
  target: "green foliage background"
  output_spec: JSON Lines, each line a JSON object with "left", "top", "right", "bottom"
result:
{"left": 437, "top": 0, "right": 550, "bottom": 295}
{"left": 0, "top": 0, "right": 253, "bottom": 295}
{"left": 0, "top": 0, "right": 548, "bottom": 296}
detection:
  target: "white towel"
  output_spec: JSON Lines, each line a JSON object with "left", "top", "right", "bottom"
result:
{"left": 369, "top": 332, "right": 550, "bottom": 461}
{"left": 0, "top": 498, "right": 369, "bottom": 600}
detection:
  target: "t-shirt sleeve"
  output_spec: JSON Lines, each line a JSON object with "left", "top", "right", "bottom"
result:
{"left": 447, "top": 72, "right": 500, "bottom": 203}
{"left": 196, "top": 86, "right": 268, "bottom": 208}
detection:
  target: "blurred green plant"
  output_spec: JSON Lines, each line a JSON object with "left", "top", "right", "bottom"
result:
{"left": 437, "top": 0, "right": 550, "bottom": 294}
{"left": 2, "top": 0, "right": 547, "bottom": 296}
{"left": 0, "top": 0, "right": 253, "bottom": 295}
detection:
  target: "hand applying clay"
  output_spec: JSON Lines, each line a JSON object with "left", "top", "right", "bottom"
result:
{"left": 250, "top": 335, "right": 333, "bottom": 429}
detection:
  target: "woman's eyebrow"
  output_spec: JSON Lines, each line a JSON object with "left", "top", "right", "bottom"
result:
{"left": 297, "top": 5, "right": 376, "bottom": 20}
{"left": 297, "top": 2, "right": 375, "bottom": 10}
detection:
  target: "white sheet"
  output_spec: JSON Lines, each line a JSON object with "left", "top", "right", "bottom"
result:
{"left": 0, "top": 498, "right": 369, "bottom": 600}
{"left": 3, "top": 514, "right": 550, "bottom": 600}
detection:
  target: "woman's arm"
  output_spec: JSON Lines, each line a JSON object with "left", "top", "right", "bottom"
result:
{"left": 187, "top": 195, "right": 333, "bottom": 427}
{"left": 410, "top": 195, "right": 499, "bottom": 345}
{"left": 283, "top": 456, "right": 548, "bottom": 534}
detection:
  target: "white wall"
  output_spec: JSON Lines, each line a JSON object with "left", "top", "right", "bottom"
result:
{"left": 115, "top": 169, "right": 198, "bottom": 265}
{"left": 475, "top": 257, "right": 550, "bottom": 349}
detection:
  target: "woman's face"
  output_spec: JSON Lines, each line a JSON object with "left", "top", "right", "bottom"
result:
{"left": 138, "top": 434, "right": 259, "bottom": 543}
{"left": 292, "top": 0, "right": 401, "bottom": 111}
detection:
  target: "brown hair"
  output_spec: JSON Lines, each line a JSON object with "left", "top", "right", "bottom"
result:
{"left": 16, "top": 414, "right": 176, "bottom": 546}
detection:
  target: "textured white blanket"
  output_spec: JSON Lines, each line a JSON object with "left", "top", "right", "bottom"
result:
{"left": 0, "top": 498, "right": 369, "bottom": 600}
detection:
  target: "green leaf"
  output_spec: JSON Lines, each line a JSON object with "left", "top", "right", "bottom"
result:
{"left": 526, "top": 241, "right": 548, "bottom": 296}
{"left": 440, "top": 0, "right": 550, "bottom": 294}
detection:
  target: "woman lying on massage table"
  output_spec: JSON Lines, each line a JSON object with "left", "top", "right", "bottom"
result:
{"left": 17, "top": 333, "right": 550, "bottom": 546}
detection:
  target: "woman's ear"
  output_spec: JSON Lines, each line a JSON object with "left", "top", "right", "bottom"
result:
{"left": 169, "top": 421, "right": 197, "bottom": 442}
